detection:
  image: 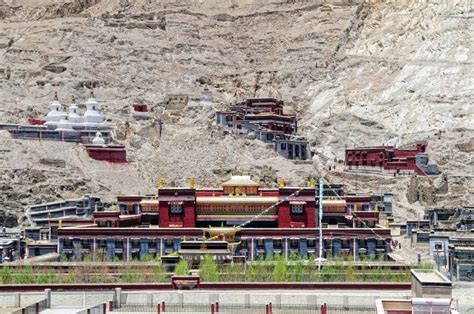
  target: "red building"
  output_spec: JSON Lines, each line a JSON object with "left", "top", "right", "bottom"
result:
{"left": 116, "top": 176, "right": 386, "bottom": 230}
{"left": 55, "top": 176, "right": 392, "bottom": 261}
{"left": 345, "top": 143, "right": 440, "bottom": 176}
{"left": 85, "top": 144, "right": 127, "bottom": 163}
{"left": 216, "top": 98, "right": 310, "bottom": 160}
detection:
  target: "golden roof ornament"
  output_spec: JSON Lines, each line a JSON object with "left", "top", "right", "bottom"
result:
{"left": 58, "top": 220, "right": 62, "bottom": 228}
{"left": 279, "top": 178, "right": 285, "bottom": 188}
{"left": 71, "top": 95, "right": 76, "bottom": 103}
{"left": 189, "top": 178, "right": 195, "bottom": 189}
{"left": 157, "top": 178, "right": 164, "bottom": 189}
{"left": 53, "top": 91, "right": 58, "bottom": 101}
{"left": 309, "top": 177, "right": 316, "bottom": 189}
{"left": 89, "top": 90, "right": 95, "bottom": 98}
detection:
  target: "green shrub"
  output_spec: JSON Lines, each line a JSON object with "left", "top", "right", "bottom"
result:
{"left": 121, "top": 266, "right": 141, "bottom": 283}
{"left": 291, "top": 258, "right": 305, "bottom": 282}
{"left": 415, "top": 262, "right": 433, "bottom": 270}
{"left": 153, "top": 265, "right": 166, "bottom": 282}
{"left": 200, "top": 255, "right": 219, "bottom": 282}
{"left": 272, "top": 254, "right": 288, "bottom": 282}
{"left": 14, "top": 266, "right": 34, "bottom": 284}
{"left": 140, "top": 254, "right": 155, "bottom": 262}
{"left": 61, "top": 271, "right": 76, "bottom": 284}
{"left": 345, "top": 263, "right": 356, "bottom": 282}
{"left": 37, "top": 270, "right": 58, "bottom": 284}
{"left": 0, "top": 267, "right": 12, "bottom": 284}
{"left": 174, "top": 259, "right": 188, "bottom": 276}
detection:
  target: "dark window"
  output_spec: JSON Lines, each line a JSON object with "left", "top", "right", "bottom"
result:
{"left": 291, "top": 204, "right": 305, "bottom": 215}
{"left": 295, "top": 145, "right": 300, "bottom": 157}
{"left": 118, "top": 204, "right": 126, "bottom": 212}
{"left": 281, "top": 143, "right": 286, "bottom": 150}
{"left": 434, "top": 243, "right": 443, "bottom": 250}
{"left": 290, "top": 239, "right": 299, "bottom": 248}
{"left": 169, "top": 204, "right": 183, "bottom": 215}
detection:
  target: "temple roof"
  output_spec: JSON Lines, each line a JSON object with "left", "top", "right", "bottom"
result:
{"left": 222, "top": 175, "right": 259, "bottom": 187}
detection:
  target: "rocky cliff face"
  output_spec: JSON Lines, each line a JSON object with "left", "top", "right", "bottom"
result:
{"left": 0, "top": 0, "right": 472, "bottom": 225}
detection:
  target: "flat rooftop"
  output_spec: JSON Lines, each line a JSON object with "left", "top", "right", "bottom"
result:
{"left": 411, "top": 269, "right": 452, "bottom": 285}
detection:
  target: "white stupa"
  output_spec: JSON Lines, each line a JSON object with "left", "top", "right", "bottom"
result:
{"left": 84, "top": 91, "right": 106, "bottom": 128}
{"left": 92, "top": 131, "right": 106, "bottom": 145}
{"left": 45, "top": 92, "right": 67, "bottom": 129}
{"left": 67, "top": 96, "right": 83, "bottom": 126}
{"left": 55, "top": 116, "right": 75, "bottom": 132}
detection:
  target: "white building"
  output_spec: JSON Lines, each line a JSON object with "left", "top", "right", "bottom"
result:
{"left": 45, "top": 92, "right": 106, "bottom": 130}
{"left": 45, "top": 92, "right": 67, "bottom": 128}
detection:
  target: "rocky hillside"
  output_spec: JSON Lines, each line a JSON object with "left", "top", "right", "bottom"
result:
{"left": 0, "top": 0, "right": 472, "bottom": 226}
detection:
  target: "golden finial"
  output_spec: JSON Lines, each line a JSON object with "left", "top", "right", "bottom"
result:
{"left": 94, "top": 204, "right": 98, "bottom": 212}
{"left": 71, "top": 95, "right": 76, "bottom": 103}
{"left": 53, "top": 91, "right": 58, "bottom": 101}
{"left": 58, "top": 220, "right": 63, "bottom": 228}
{"left": 279, "top": 178, "right": 285, "bottom": 188}
{"left": 89, "top": 90, "right": 95, "bottom": 98}
{"left": 309, "top": 177, "right": 315, "bottom": 188}
{"left": 157, "top": 178, "right": 164, "bottom": 189}
{"left": 189, "top": 178, "right": 195, "bottom": 189}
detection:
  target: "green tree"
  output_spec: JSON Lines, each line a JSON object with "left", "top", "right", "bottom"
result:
{"left": 174, "top": 259, "right": 188, "bottom": 276}
{"left": 272, "top": 254, "right": 288, "bottom": 282}
{"left": 199, "top": 255, "right": 219, "bottom": 282}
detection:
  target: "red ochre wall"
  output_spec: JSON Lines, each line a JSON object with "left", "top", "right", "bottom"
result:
{"left": 183, "top": 201, "right": 196, "bottom": 228}
{"left": 277, "top": 203, "right": 291, "bottom": 228}
{"left": 159, "top": 202, "right": 170, "bottom": 227}
{"left": 86, "top": 147, "right": 127, "bottom": 163}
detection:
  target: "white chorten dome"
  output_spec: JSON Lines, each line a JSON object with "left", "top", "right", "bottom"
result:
{"left": 84, "top": 91, "right": 105, "bottom": 128}
{"left": 45, "top": 92, "right": 67, "bottom": 128}
{"left": 68, "top": 96, "right": 83, "bottom": 125}
{"left": 92, "top": 131, "right": 106, "bottom": 145}
{"left": 56, "top": 116, "right": 74, "bottom": 132}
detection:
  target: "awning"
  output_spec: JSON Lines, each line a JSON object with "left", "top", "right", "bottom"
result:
{"left": 169, "top": 201, "right": 183, "bottom": 205}
{"left": 290, "top": 201, "right": 306, "bottom": 205}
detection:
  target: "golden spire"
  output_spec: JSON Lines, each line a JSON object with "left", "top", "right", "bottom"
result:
{"left": 58, "top": 220, "right": 63, "bottom": 228}
{"left": 53, "top": 91, "right": 58, "bottom": 101}
{"left": 279, "top": 178, "right": 285, "bottom": 188}
{"left": 189, "top": 178, "right": 195, "bottom": 189}
{"left": 309, "top": 177, "right": 315, "bottom": 189}
{"left": 89, "top": 90, "right": 95, "bottom": 98}
{"left": 157, "top": 178, "right": 164, "bottom": 189}
{"left": 94, "top": 204, "right": 98, "bottom": 212}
